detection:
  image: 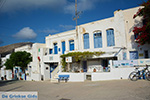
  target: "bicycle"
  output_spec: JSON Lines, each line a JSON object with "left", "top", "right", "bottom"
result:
{"left": 129, "top": 65, "right": 150, "bottom": 81}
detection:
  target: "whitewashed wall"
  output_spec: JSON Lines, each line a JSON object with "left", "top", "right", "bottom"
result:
{"left": 123, "top": 6, "right": 150, "bottom": 60}
{"left": 46, "top": 30, "right": 76, "bottom": 53}
{"left": 58, "top": 72, "right": 85, "bottom": 82}
{"left": 15, "top": 45, "right": 32, "bottom": 53}
{"left": 87, "top": 59, "right": 102, "bottom": 72}
{"left": 44, "top": 63, "right": 50, "bottom": 80}
{"left": 30, "top": 43, "right": 46, "bottom": 81}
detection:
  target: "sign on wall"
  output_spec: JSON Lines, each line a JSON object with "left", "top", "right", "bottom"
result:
{"left": 66, "top": 57, "right": 72, "bottom": 63}
{"left": 113, "top": 60, "right": 138, "bottom": 67}
{"left": 49, "top": 56, "right": 53, "bottom": 60}
{"left": 113, "top": 59, "right": 150, "bottom": 67}
{"left": 138, "top": 59, "right": 150, "bottom": 65}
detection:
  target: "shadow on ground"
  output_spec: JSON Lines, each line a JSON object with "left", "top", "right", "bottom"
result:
{"left": 0, "top": 80, "right": 19, "bottom": 87}
{"left": 59, "top": 98, "right": 71, "bottom": 100}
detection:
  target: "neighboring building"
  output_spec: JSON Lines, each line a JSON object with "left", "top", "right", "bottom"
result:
{"left": 14, "top": 43, "right": 46, "bottom": 81}
{"left": 0, "top": 42, "right": 33, "bottom": 80}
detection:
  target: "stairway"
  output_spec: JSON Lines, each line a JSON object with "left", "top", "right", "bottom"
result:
{"left": 50, "top": 65, "right": 60, "bottom": 82}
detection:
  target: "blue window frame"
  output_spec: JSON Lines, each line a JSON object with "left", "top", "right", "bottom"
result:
{"left": 49, "top": 49, "right": 53, "bottom": 54}
{"left": 106, "top": 29, "right": 115, "bottom": 47}
{"left": 83, "top": 33, "right": 90, "bottom": 49}
{"left": 61, "top": 41, "right": 66, "bottom": 54}
{"left": 93, "top": 31, "right": 102, "bottom": 48}
{"left": 69, "top": 40, "right": 74, "bottom": 51}
{"left": 54, "top": 43, "right": 58, "bottom": 54}
{"left": 130, "top": 51, "right": 138, "bottom": 59}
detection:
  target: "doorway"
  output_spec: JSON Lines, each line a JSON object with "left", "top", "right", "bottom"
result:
{"left": 50, "top": 63, "right": 58, "bottom": 78}
{"left": 83, "top": 61, "right": 87, "bottom": 72}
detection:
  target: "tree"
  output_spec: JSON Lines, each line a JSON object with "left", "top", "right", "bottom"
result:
{"left": 4, "top": 59, "right": 13, "bottom": 70}
{"left": 4, "top": 51, "right": 32, "bottom": 71}
{"left": 133, "top": 0, "right": 150, "bottom": 45}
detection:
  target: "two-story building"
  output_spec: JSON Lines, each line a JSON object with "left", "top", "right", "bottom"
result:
{"left": 13, "top": 6, "right": 150, "bottom": 82}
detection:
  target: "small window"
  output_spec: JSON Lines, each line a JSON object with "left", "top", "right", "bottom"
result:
{"left": 54, "top": 43, "right": 58, "bottom": 54}
{"left": 69, "top": 40, "right": 74, "bottom": 51}
{"left": 49, "top": 49, "right": 53, "bottom": 54}
{"left": 134, "top": 33, "right": 139, "bottom": 39}
{"left": 144, "top": 50, "right": 149, "bottom": 58}
{"left": 130, "top": 51, "right": 138, "bottom": 60}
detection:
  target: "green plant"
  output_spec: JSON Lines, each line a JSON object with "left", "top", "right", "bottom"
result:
{"left": 133, "top": 0, "right": 150, "bottom": 45}
{"left": 60, "top": 51, "right": 105, "bottom": 71}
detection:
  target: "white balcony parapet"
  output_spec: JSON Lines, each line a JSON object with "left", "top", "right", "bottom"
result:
{"left": 43, "top": 54, "right": 60, "bottom": 63}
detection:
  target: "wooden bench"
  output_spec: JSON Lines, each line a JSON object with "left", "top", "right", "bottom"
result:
{"left": 58, "top": 75, "right": 70, "bottom": 83}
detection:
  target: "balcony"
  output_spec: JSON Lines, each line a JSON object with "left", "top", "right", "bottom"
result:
{"left": 43, "top": 54, "right": 60, "bottom": 63}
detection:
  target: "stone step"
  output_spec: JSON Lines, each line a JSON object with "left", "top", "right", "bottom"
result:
{"left": 51, "top": 79, "right": 58, "bottom": 82}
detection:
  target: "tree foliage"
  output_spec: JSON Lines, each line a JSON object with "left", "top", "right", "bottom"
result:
{"left": 4, "top": 51, "right": 32, "bottom": 71}
{"left": 133, "top": 0, "right": 150, "bottom": 45}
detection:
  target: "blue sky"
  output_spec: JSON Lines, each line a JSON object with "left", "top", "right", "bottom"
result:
{"left": 0, "top": 0, "right": 146, "bottom": 46}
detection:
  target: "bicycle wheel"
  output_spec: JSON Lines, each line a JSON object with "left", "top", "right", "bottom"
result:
{"left": 145, "top": 71, "right": 150, "bottom": 81}
{"left": 129, "top": 72, "right": 138, "bottom": 81}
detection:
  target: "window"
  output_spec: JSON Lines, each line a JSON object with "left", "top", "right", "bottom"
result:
{"left": 49, "top": 49, "right": 53, "bottom": 54}
{"left": 134, "top": 33, "right": 139, "bottom": 39}
{"left": 54, "top": 43, "right": 58, "bottom": 54}
{"left": 83, "top": 33, "right": 90, "bottom": 49}
{"left": 123, "top": 52, "right": 127, "bottom": 60}
{"left": 69, "top": 40, "right": 74, "bottom": 51}
{"left": 106, "top": 29, "right": 115, "bottom": 46}
{"left": 130, "top": 51, "right": 138, "bottom": 59}
{"left": 61, "top": 41, "right": 66, "bottom": 54}
{"left": 144, "top": 50, "right": 149, "bottom": 58}
{"left": 93, "top": 31, "right": 102, "bottom": 48}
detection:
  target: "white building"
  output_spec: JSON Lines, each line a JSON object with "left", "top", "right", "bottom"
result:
{"left": 0, "top": 42, "right": 33, "bottom": 80}
{"left": 10, "top": 6, "right": 150, "bottom": 82}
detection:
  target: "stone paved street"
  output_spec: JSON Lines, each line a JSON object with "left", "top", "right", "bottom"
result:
{"left": 0, "top": 80, "right": 150, "bottom": 100}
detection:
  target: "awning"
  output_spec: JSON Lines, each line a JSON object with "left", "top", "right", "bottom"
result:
{"left": 92, "top": 52, "right": 117, "bottom": 58}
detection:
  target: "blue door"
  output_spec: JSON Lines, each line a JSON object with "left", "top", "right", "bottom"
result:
{"left": 62, "top": 41, "right": 65, "bottom": 54}
{"left": 69, "top": 40, "right": 74, "bottom": 51}
{"left": 94, "top": 32, "right": 102, "bottom": 48}
{"left": 130, "top": 51, "right": 138, "bottom": 59}
{"left": 54, "top": 43, "right": 58, "bottom": 54}
{"left": 83, "top": 33, "right": 90, "bottom": 49}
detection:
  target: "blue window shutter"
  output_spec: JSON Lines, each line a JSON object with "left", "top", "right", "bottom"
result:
{"left": 130, "top": 51, "right": 138, "bottom": 59}
{"left": 83, "top": 33, "right": 90, "bottom": 49}
{"left": 54, "top": 43, "right": 58, "bottom": 54}
{"left": 107, "top": 29, "right": 115, "bottom": 47}
{"left": 49, "top": 49, "right": 53, "bottom": 54}
{"left": 62, "top": 41, "right": 65, "bottom": 54}
{"left": 94, "top": 32, "right": 102, "bottom": 48}
{"left": 69, "top": 40, "right": 74, "bottom": 51}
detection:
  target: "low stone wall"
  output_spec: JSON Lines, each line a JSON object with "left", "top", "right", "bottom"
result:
{"left": 58, "top": 72, "right": 85, "bottom": 82}
{"left": 92, "top": 67, "right": 135, "bottom": 81}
